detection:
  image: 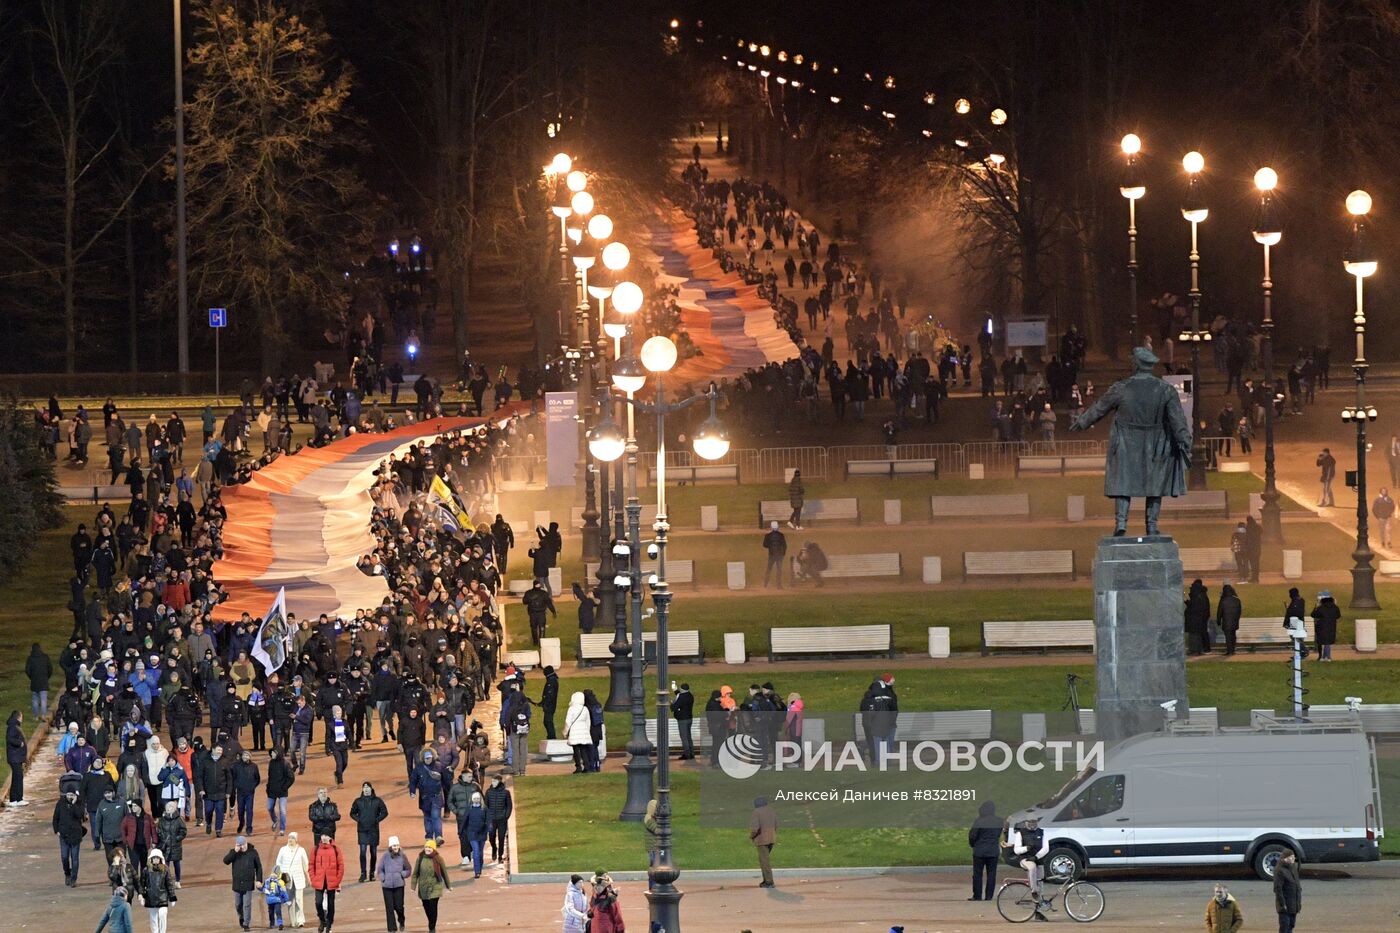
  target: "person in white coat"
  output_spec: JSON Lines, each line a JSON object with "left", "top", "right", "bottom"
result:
{"left": 562, "top": 693, "right": 592, "bottom": 775}
{"left": 561, "top": 874, "right": 590, "bottom": 933}
{"left": 274, "top": 830, "right": 311, "bottom": 928}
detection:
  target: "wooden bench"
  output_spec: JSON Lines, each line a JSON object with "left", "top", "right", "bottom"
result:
{"left": 1131, "top": 490, "right": 1230, "bottom": 518}
{"left": 853, "top": 710, "right": 994, "bottom": 742}
{"left": 769, "top": 624, "right": 894, "bottom": 661}
{"left": 758, "top": 497, "right": 860, "bottom": 527}
{"left": 505, "top": 650, "right": 540, "bottom": 670}
{"left": 963, "top": 550, "right": 1076, "bottom": 581}
{"left": 929, "top": 493, "right": 1030, "bottom": 520}
{"left": 506, "top": 579, "right": 532, "bottom": 596}
{"left": 1016, "top": 455, "right": 1106, "bottom": 476}
{"left": 793, "top": 553, "right": 903, "bottom": 581}
{"left": 572, "top": 504, "right": 659, "bottom": 530}
{"left": 844, "top": 458, "right": 939, "bottom": 479}
{"left": 1378, "top": 560, "right": 1400, "bottom": 577}
{"left": 1181, "top": 547, "right": 1237, "bottom": 574}
{"left": 646, "top": 717, "right": 715, "bottom": 748}
{"left": 585, "top": 559, "right": 696, "bottom": 586}
{"left": 981, "top": 620, "right": 1095, "bottom": 655}
{"left": 1235, "top": 617, "right": 1313, "bottom": 650}
{"left": 59, "top": 484, "right": 130, "bottom": 504}
{"left": 647, "top": 463, "right": 740, "bottom": 485}
{"left": 576, "top": 630, "right": 704, "bottom": 666}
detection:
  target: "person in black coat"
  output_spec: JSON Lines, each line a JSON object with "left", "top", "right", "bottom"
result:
{"left": 538, "top": 666, "right": 560, "bottom": 740}
{"left": 52, "top": 789, "right": 87, "bottom": 886}
{"left": 670, "top": 683, "right": 695, "bottom": 760}
{"left": 1284, "top": 587, "right": 1306, "bottom": 627}
{"left": 222, "top": 838, "right": 263, "bottom": 931}
{"left": 704, "top": 690, "right": 728, "bottom": 769}
{"left": 264, "top": 747, "right": 295, "bottom": 835}
{"left": 967, "top": 800, "right": 1002, "bottom": 901}
{"left": 196, "top": 745, "right": 230, "bottom": 836}
{"left": 1216, "top": 584, "right": 1243, "bottom": 656}
{"left": 1184, "top": 579, "right": 1212, "bottom": 655}
{"left": 1273, "top": 849, "right": 1303, "bottom": 932}
{"left": 349, "top": 781, "right": 389, "bottom": 883}
{"left": 7, "top": 711, "right": 28, "bottom": 804}
{"left": 25, "top": 644, "right": 53, "bottom": 720}
{"left": 308, "top": 787, "right": 341, "bottom": 840}
{"left": 230, "top": 750, "right": 261, "bottom": 835}
{"left": 1311, "top": 590, "right": 1341, "bottom": 661}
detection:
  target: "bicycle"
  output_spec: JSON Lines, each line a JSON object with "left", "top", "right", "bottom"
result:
{"left": 996, "top": 875, "right": 1105, "bottom": 923}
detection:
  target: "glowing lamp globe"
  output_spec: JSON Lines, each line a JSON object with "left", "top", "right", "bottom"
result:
{"left": 570, "top": 191, "right": 594, "bottom": 217}
{"left": 611, "top": 281, "right": 644, "bottom": 314}
{"left": 550, "top": 153, "right": 572, "bottom": 175}
{"left": 692, "top": 416, "right": 730, "bottom": 461}
{"left": 1182, "top": 151, "right": 1205, "bottom": 174}
{"left": 611, "top": 356, "right": 646, "bottom": 393}
{"left": 1347, "top": 189, "right": 1373, "bottom": 216}
{"left": 1254, "top": 167, "right": 1278, "bottom": 191}
{"left": 587, "top": 214, "right": 614, "bottom": 241}
{"left": 640, "top": 336, "right": 678, "bottom": 373}
{"left": 588, "top": 420, "right": 625, "bottom": 462}
{"left": 1120, "top": 134, "right": 1141, "bottom": 155}
{"left": 602, "top": 241, "right": 631, "bottom": 271}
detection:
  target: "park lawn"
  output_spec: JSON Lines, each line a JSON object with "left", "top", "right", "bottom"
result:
{"left": 517, "top": 660, "right": 1400, "bottom": 871}
{"left": 0, "top": 510, "right": 86, "bottom": 789}
{"left": 504, "top": 570, "right": 1400, "bottom": 666}
{"left": 496, "top": 471, "right": 1292, "bottom": 535}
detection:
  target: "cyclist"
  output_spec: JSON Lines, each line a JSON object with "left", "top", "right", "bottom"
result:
{"left": 1008, "top": 816, "right": 1051, "bottom": 921}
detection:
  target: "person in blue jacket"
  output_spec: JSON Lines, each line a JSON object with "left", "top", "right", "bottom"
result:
{"left": 407, "top": 749, "right": 447, "bottom": 840}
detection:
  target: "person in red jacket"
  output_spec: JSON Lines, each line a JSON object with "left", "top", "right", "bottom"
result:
{"left": 588, "top": 871, "right": 626, "bottom": 933}
{"left": 120, "top": 800, "right": 156, "bottom": 867}
{"left": 309, "top": 833, "right": 344, "bottom": 933}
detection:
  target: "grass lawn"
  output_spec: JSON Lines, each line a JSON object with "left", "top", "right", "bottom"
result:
{"left": 517, "top": 660, "right": 1400, "bottom": 871}
{"left": 505, "top": 574, "right": 1400, "bottom": 665}
{"left": 0, "top": 510, "right": 85, "bottom": 789}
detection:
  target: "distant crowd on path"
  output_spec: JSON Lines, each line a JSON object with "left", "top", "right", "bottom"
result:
{"left": 9, "top": 409, "right": 646, "bottom": 932}
{"left": 1183, "top": 580, "right": 1340, "bottom": 659}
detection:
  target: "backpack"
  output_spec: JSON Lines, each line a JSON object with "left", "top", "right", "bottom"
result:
{"left": 512, "top": 706, "right": 529, "bottom": 735}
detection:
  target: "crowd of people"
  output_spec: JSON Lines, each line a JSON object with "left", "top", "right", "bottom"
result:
{"left": 1183, "top": 580, "right": 1341, "bottom": 659}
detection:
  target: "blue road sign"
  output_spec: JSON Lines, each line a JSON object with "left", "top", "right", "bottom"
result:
{"left": 209, "top": 307, "right": 227, "bottom": 328}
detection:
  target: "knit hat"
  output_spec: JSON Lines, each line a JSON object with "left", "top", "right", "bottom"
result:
{"left": 148, "top": 848, "right": 164, "bottom": 863}
{"left": 387, "top": 836, "right": 400, "bottom": 847}
{"left": 423, "top": 839, "right": 436, "bottom": 851}
{"left": 770, "top": 520, "right": 779, "bottom": 530}
{"left": 235, "top": 835, "right": 247, "bottom": 846}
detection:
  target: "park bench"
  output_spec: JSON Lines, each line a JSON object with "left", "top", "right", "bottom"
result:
{"left": 577, "top": 629, "right": 704, "bottom": 666}
{"left": 981, "top": 620, "right": 1095, "bottom": 655}
{"left": 768, "top": 623, "right": 894, "bottom": 661}
{"left": 1180, "top": 547, "right": 1237, "bottom": 574}
{"left": 1234, "top": 617, "right": 1313, "bottom": 650}
{"left": 1015, "top": 455, "right": 1106, "bottom": 476}
{"left": 853, "top": 710, "right": 994, "bottom": 742}
{"left": 1131, "top": 490, "right": 1229, "bottom": 518}
{"left": 929, "top": 493, "right": 1030, "bottom": 520}
{"left": 572, "top": 504, "right": 659, "bottom": 530}
{"left": 647, "top": 463, "right": 740, "bottom": 485}
{"left": 1378, "top": 560, "right": 1400, "bottom": 576}
{"left": 758, "top": 497, "right": 860, "bottom": 527}
{"left": 585, "top": 559, "right": 696, "bottom": 587}
{"left": 506, "top": 579, "right": 531, "bottom": 596}
{"left": 963, "top": 550, "right": 1076, "bottom": 581}
{"left": 645, "top": 717, "right": 716, "bottom": 749}
{"left": 504, "top": 650, "right": 540, "bottom": 670}
{"left": 793, "top": 552, "right": 903, "bottom": 581}
{"left": 59, "top": 484, "right": 129, "bottom": 504}
{"left": 843, "top": 458, "right": 939, "bottom": 479}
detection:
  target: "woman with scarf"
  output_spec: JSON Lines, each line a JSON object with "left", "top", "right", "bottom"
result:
{"left": 410, "top": 839, "right": 451, "bottom": 933}
{"left": 328, "top": 705, "right": 350, "bottom": 786}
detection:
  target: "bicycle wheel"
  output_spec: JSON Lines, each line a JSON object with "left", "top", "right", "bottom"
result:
{"left": 995, "top": 881, "right": 1036, "bottom": 923}
{"left": 1063, "top": 881, "right": 1105, "bottom": 922}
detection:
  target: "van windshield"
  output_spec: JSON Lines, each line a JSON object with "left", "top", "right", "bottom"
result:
{"left": 1035, "top": 763, "right": 1098, "bottom": 810}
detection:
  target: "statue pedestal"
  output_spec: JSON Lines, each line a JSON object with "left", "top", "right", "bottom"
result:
{"left": 1093, "top": 536, "right": 1189, "bottom": 741}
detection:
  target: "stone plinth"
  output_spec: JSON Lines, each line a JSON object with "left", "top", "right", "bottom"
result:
{"left": 1094, "top": 535, "right": 1189, "bottom": 741}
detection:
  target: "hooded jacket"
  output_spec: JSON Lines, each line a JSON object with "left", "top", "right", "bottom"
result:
{"left": 309, "top": 840, "right": 345, "bottom": 891}
{"left": 94, "top": 893, "right": 134, "bottom": 933}
{"left": 563, "top": 692, "right": 592, "bottom": 745}
{"left": 967, "top": 801, "right": 1003, "bottom": 858}
{"left": 446, "top": 773, "right": 482, "bottom": 815}
{"left": 408, "top": 755, "right": 447, "bottom": 811}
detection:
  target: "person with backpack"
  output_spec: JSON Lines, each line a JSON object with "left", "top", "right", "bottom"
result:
{"left": 501, "top": 682, "right": 531, "bottom": 776}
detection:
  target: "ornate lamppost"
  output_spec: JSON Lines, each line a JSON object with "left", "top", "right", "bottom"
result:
{"left": 1179, "top": 150, "right": 1211, "bottom": 490}
{"left": 1342, "top": 189, "right": 1380, "bottom": 609}
{"left": 1251, "top": 167, "right": 1284, "bottom": 544}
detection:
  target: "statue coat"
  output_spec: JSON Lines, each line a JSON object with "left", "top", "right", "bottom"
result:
{"left": 1072, "top": 372, "right": 1192, "bottom": 498}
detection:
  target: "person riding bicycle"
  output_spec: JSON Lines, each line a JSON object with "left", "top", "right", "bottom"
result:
{"left": 1008, "top": 816, "right": 1051, "bottom": 921}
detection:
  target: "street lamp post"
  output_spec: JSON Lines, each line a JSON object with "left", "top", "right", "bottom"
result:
{"left": 603, "top": 286, "right": 637, "bottom": 717}
{"left": 1343, "top": 189, "right": 1380, "bottom": 610}
{"left": 592, "top": 336, "right": 731, "bottom": 933}
{"left": 1180, "top": 151, "right": 1211, "bottom": 490}
{"left": 1252, "top": 168, "right": 1284, "bottom": 544}
{"left": 569, "top": 190, "right": 601, "bottom": 564}
{"left": 1120, "top": 134, "right": 1145, "bottom": 351}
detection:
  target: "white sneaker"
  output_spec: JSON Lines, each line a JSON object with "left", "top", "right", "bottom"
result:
{"left": 7, "top": 800, "right": 28, "bottom": 807}
{"left": 460, "top": 857, "right": 470, "bottom": 866}
{"left": 786, "top": 521, "right": 795, "bottom": 529}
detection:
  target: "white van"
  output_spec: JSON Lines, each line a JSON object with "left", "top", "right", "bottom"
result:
{"left": 1006, "top": 722, "right": 1384, "bottom": 879}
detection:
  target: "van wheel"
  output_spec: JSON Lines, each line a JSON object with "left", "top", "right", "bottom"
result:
{"left": 1046, "top": 846, "right": 1084, "bottom": 881}
{"left": 1252, "top": 843, "right": 1292, "bottom": 880}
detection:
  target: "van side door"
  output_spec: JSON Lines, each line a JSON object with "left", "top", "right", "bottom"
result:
{"left": 1051, "top": 773, "right": 1131, "bottom": 866}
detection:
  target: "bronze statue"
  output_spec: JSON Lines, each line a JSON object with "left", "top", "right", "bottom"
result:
{"left": 1069, "top": 346, "right": 1193, "bottom": 536}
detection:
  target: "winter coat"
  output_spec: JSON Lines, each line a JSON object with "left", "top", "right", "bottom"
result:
{"left": 274, "top": 843, "right": 309, "bottom": 889}
{"left": 1071, "top": 368, "right": 1192, "bottom": 497}
{"left": 82, "top": 769, "right": 117, "bottom": 810}
{"left": 446, "top": 776, "right": 482, "bottom": 816}
{"left": 309, "top": 841, "right": 345, "bottom": 892}
{"left": 1216, "top": 586, "right": 1243, "bottom": 633}
{"left": 1273, "top": 860, "right": 1302, "bottom": 915}
{"left": 25, "top": 646, "right": 53, "bottom": 694}
{"left": 51, "top": 796, "right": 87, "bottom": 844}
{"left": 265, "top": 756, "right": 295, "bottom": 798}
{"left": 94, "top": 894, "right": 134, "bottom": 933}
{"left": 230, "top": 759, "right": 261, "bottom": 794}
{"left": 410, "top": 850, "right": 451, "bottom": 900}
{"left": 563, "top": 693, "right": 592, "bottom": 745}
{"left": 1311, "top": 598, "right": 1341, "bottom": 645}
{"left": 463, "top": 804, "right": 490, "bottom": 841}
{"left": 196, "top": 754, "right": 230, "bottom": 798}
{"left": 350, "top": 793, "right": 389, "bottom": 845}
{"left": 589, "top": 889, "right": 626, "bottom": 933}
{"left": 376, "top": 849, "right": 413, "bottom": 889}
{"left": 561, "top": 882, "right": 590, "bottom": 933}
{"left": 308, "top": 799, "right": 341, "bottom": 839}
{"left": 156, "top": 813, "right": 186, "bottom": 862}
{"left": 6, "top": 713, "right": 26, "bottom": 765}
{"left": 967, "top": 801, "right": 1002, "bottom": 858}
{"left": 223, "top": 846, "right": 263, "bottom": 893}
{"left": 94, "top": 799, "right": 126, "bottom": 843}
{"left": 1205, "top": 894, "right": 1245, "bottom": 932}
{"left": 142, "top": 864, "right": 176, "bottom": 908}
{"left": 120, "top": 811, "right": 155, "bottom": 850}
{"left": 409, "top": 762, "right": 447, "bottom": 812}
{"left": 484, "top": 783, "right": 513, "bottom": 821}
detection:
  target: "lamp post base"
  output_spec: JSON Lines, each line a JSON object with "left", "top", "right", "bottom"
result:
{"left": 1260, "top": 497, "right": 1284, "bottom": 545}
{"left": 646, "top": 882, "right": 684, "bottom": 933}
{"left": 1351, "top": 554, "right": 1380, "bottom": 610}
{"left": 619, "top": 746, "right": 654, "bottom": 822}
